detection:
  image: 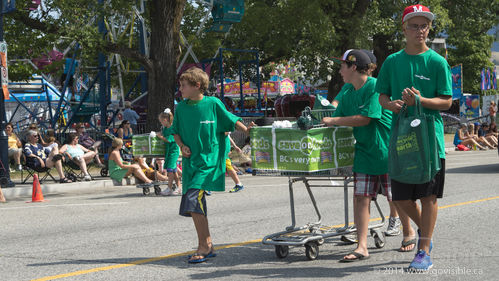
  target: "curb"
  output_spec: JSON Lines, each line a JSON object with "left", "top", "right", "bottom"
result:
{"left": 2, "top": 179, "right": 126, "bottom": 199}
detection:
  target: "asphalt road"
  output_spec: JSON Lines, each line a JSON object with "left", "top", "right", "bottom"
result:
{"left": 1, "top": 149, "right": 498, "bottom": 281}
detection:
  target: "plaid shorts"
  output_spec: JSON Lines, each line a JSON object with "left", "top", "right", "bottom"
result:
{"left": 353, "top": 173, "right": 392, "bottom": 201}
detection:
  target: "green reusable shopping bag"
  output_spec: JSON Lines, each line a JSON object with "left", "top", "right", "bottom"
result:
{"left": 388, "top": 95, "right": 441, "bottom": 184}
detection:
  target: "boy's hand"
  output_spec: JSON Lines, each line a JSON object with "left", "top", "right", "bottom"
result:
{"left": 235, "top": 146, "right": 242, "bottom": 154}
{"left": 402, "top": 87, "right": 421, "bottom": 106}
{"left": 385, "top": 100, "right": 405, "bottom": 114}
{"left": 182, "top": 145, "right": 191, "bottom": 158}
{"left": 246, "top": 121, "right": 256, "bottom": 134}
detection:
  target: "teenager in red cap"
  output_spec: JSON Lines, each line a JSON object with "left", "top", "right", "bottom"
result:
{"left": 376, "top": 4, "right": 452, "bottom": 271}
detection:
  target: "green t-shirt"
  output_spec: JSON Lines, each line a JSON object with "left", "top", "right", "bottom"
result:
{"left": 162, "top": 126, "right": 180, "bottom": 169}
{"left": 172, "top": 96, "right": 242, "bottom": 193}
{"left": 333, "top": 77, "right": 392, "bottom": 175}
{"left": 162, "top": 126, "right": 178, "bottom": 151}
{"left": 375, "top": 49, "right": 452, "bottom": 159}
{"left": 333, "top": 83, "right": 354, "bottom": 104}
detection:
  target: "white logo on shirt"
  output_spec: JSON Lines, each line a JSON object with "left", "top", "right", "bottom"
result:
{"left": 200, "top": 120, "right": 215, "bottom": 124}
{"left": 415, "top": 74, "right": 430, "bottom": 81}
{"left": 358, "top": 105, "right": 365, "bottom": 109}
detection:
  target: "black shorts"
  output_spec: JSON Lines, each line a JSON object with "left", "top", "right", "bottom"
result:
{"left": 179, "top": 188, "right": 207, "bottom": 217}
{"left": 391, "top": 158, "right": 445, "bottom": 201}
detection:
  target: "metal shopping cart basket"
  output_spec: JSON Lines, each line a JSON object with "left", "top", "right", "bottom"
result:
{"left": 132, "top": 134, "right": 170, "bottom": 195}
{"left": 250, "top": 119, "right": 386, "bottom": 260}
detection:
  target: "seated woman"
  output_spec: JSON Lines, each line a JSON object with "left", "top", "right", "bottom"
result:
{"left": 59, "top": 134, "right": 95, "bottom": 181}
{"left": 6, "top": 122, "right": 23, "bottom": 171}
{"left": 117, "top": 120, "right": 133, "bottom": 140}
{"left": 23, "top": 130, "right": 71, "bottom": 183}
{"left": 477, "top": 123, "right": 497, "bottom": 148}
{"left": 76, "top": 123, "right": 104, "bottom": 167}
{"left": 108, "top": 138, "right": 152, "bottom": 185}
{"left": 472, "top": 122, "right": 495, "bottom": 149}
{"left": 454, "top": 123, "right": 485, "bottom": 150}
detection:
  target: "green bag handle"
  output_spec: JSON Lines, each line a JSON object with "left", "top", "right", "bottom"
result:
{"left": 399, "top": 94, "right": 423, "bottom": 117}
{"left": 413, "top": 94, "right": 423, "bottom": 116}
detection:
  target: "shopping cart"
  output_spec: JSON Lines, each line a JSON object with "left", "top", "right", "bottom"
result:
{"left": 251, "top": 113, "right": 386, "bottom": 260}
{"left": 132, "top": 134, "right": 173, "bottom": 196}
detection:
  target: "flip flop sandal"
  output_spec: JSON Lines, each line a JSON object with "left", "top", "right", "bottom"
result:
{"left": 188, "top": 253, "right": 210, "bottom": 264}
{"left": 339, "top": 251, "right": 370, "bottom": 263}
{"left": 398, "top": 238, "right": 417, "bottom": 252}
{"left": 188, "top": 250, "right": 216, "bottom": 259}
{"left": 60, "top": 177, "right": 72, "bottom": 183}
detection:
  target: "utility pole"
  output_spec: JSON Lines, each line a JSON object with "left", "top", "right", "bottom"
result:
{"left": 0, "top": 0, "right": 15, "bottom": 188}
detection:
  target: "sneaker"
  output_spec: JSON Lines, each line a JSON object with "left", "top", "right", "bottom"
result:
{"left": 84, "top": 174, "right": 92, "bottom": 181}
{"left": 340, "top": 234, "right": 358, "bottom": 244}
{"left": 385, "top": 217, "right": 401, "bottom": 236}
{"left": 205, "top": 190, "right": 212, "bottom": 196}
{"left": 17, "top": 165, "right": 23, "bottom": 171}
{"left": 161, "top": 188, "right": 173, "bottom": 196}
{"left": 236, "top": 171, "right": 243, "bottom": 175}
{"left": 229, "top": 185, "right": 244, "bottom": 193}
{"left": 408, "top": 250, "right": 433, "bottom": 272}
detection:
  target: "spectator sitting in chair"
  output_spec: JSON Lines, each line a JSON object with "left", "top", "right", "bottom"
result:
{"left": 6, "top": 122, "right": 23, "bottom": 171}
{"left": 23, "top": 130, "right": 72, "bottom": 183}
{"left": 76, "top": 123, "right": 104, "bottom": 167}
{"left": 59, "top": 133, "right": 95, "bottom": 181}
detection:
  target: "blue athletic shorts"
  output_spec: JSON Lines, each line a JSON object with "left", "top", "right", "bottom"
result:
{"left": 179, "top": 188, "right": 207, "bottom": 217}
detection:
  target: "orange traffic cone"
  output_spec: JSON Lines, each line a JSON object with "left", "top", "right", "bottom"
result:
{"left": 27, "top": 174, "right": 45, "bottom": 203}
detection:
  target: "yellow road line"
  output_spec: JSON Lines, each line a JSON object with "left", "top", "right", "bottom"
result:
{"left": 32, "top": 195, "right": 499, "bottom": 281}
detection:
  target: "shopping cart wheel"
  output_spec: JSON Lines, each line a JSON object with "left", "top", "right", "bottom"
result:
{"left": 371, "top": 229, "right": 385, "bottom": 248}
{"left": 100, "top": 168, "right": 108, "bottom": 177}
{"left": 143, "top": 187, "right": 150, "bottom": 195}
{"left": 305, "top": 242, "right": 319, "bottom": 260}
{"left": 154, "top": 185, "right": 161, "bottom": 195}
{"left": 275, "top": 245, "right": 289, "bottom": 259}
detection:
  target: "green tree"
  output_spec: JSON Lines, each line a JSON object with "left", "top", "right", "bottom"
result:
{"left": 445, "top": 0, "right": 499, "bottom": 94}
{"left": 5, "top": 0, "right": 186, "bottom": 131}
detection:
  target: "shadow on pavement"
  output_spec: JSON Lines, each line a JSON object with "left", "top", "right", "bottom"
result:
{"left": 26, "top": 241, "right": 413, "bottom": 279}
{"left": 446, "top": 163, "right": 499, "bottom": 174}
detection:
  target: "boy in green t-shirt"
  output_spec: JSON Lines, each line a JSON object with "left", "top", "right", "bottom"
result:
{"left": 172, "top": 67, "right": 254, "bottom": 264}
{"left": 335, "top": 50, "right": 414, "bottom": 250}
{"left": 376, "top": 5, "right": 452, "bottom": 272}
{"left": 323, "top": 49, "right": 392, "bottom": 263}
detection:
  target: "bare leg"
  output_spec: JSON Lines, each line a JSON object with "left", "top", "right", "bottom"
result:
{"left": 15, "top": 149, "right": 21, "bottom": 165}
{"left": 419, "top": 195, "right": 438, "bottom": 253}
{"left": 46, "top": 147, "right": 65, "bottom": 179}
{"left": 77, "top": 158, "right": 89, "bottom": 175}
{"left": 189, "top": 212, "right": 213, "bottom": 261}
{"left": 83, "top": 151, "right": 96, "bottom": 164}
{"left": 0, "top": 186, "right": 6, "bottom": 202}
{"left": 131, "top": 165, "right": 152, "bottom": 183}
{"left": 167, "top": 172, "right": 174, "bottom": 189}
{"left": 342, "top": 196, "right": 370, "bottom": 260}
{"left": 394, "top": 202, "right": 417, "bottom": 251}
{"left": 393, "top": 200, "right": 422, "bottom": 230}
{"left": 388, "top": 201, "right": 398, "bottom": 217}
{"left": 227, "top": 168, "right": 241, "bottom": 185}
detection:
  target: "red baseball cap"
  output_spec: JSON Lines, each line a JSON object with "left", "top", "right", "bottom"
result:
{"left": 402, "top": 5, "right": 434, "bottom": 23}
